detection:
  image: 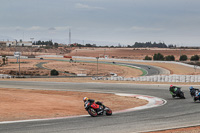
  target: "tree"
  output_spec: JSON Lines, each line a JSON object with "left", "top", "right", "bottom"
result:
{"left": 179, "top": 55, "right": 188, "bottom": 61}
{"left": 165, "top": 55, "right": 175, "bottom": 61}
{"left": 2, "top": 55, "right": 6, "bottom": 65}
{"left": 85, "top": 44, "right": 92, "bottom": 47}
{"left": 190, "top": 55, "right": 199, "bottom": 61}
{"left": 54, "top": 43, "right": 59, "bottom": 48}
{"left": 153, "top": 53, "right": 164, "bottom": 60}
{"left": 144, "top": 55, "right": 152, "bottom": 60}
{"left": 50, "top": 69, "right": 59, "bottom": 76}
{"left": 133, "top": 42, "right": 167, "bottom": 48}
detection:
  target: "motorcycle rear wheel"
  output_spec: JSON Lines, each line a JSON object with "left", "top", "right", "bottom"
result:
{"left": 180, "top": 92, "right": 185, "bottom": 99}
{"left": 105, "top": 107, "right": 112, "bottom": 116}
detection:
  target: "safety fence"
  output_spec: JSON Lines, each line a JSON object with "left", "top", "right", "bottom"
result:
{"left": 92, "top": 75, "right": 200, "bottom": 82}
{"left": 0, "top": 74, "right": 13, "bottom": 79}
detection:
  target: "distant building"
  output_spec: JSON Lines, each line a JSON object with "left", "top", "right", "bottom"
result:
{"left": 16, "top": 40, "right": 32, "bottom": 47}
{"left": 0, "top": 41, "right": 6, "bottom": 47}
{"left": 1, "top": 40, "right": 32, "bottom": 47}
{"left": 6, "top": 41, "right": 16, "bottom": 47}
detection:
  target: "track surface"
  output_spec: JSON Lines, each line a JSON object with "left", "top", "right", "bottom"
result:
{"left": 0, "top": 81, "right": 199, "bottom": 133}
{"left": 0, "top": 60, "right": 194, "bottom": 133}
{"left": 36, "top": 59, "right": 169, "bottom": 76}
{"left": 114, "top": 62, "right": 169, "bottom": 76}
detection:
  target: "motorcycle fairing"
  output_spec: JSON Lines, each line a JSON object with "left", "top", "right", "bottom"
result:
{"left": 91, "top": 103, "right": 100, "bottom": 109}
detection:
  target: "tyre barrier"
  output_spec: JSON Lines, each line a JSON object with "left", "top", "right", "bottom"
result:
{"left": 92, "top": 75, "right": 200, "bottom": 82}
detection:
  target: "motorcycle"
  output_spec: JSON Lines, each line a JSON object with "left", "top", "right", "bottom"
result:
{"left": 170, "top": 87, "right": 185, "bottom": 99}
{"left": 190, "top": 89, "right": 199, "bottom": 97}
{"left": 193, "top": 96, "right": 200, "bottom": 102}
{"left": 84, "top": 101, "right": 112, "bottom": 117}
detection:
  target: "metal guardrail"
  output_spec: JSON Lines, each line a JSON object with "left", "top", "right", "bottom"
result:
{"left": 92, "top": 75, "right": 200, "bottom": 82}
{"left": 0, "top": 74, "right": 13, "bottom": 79}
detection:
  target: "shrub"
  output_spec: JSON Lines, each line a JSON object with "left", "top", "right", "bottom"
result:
{"left": 179, "top": 55, "right": 188, "bottom": 61}
{"left": 190, "top": 55, "right": 199, "bottom": 61}
{"left": 50, "top": 69, "right": 59, "bottom": 76}
{"left": 153, "top": 53, "right": 164, "bottom": 60}
{"left": 165, "top": 55, "right": 175, "bottom": 61}
{"left": 144, "top": 55, "right": 152, "bottom": 60}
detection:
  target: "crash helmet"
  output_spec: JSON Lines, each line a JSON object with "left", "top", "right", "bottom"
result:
{"left": 170, "top": 85, "right": 173, "bottom": 87}
{"left": 83, "top": 97, "right": 88, "bottom": 102}
{"left": 189, "top": 86, "right": 193, "bottom": 90}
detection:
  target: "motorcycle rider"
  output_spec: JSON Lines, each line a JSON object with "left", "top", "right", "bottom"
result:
{"left": 83, "top": 97, "right": 104, "bottom": 114}
{"left": 194, "top": 92, "right": 200, "bottom": 101}
{"left": 169, "top": 85, "right": 181, "bottom": 97}
{"left": 189, "top": 86, "right": 199, "bottom": 97}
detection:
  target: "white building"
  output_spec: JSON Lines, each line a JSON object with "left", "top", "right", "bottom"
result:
{"left": 5, "top": 40, "right": 32, "bottom": 47}
{"left": 17, "top": 40, "right": 32, "bottom": 47}
{"left": 6, "top": 41, "right": 16, "bottom": 47}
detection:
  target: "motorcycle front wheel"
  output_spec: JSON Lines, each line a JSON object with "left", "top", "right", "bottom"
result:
{"left": 88, "top": 108, "right": 98, "bottom": 117}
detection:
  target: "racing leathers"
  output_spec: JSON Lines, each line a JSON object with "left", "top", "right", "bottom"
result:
{"left": 84, "top": 99, "right": 104, "bottom": 114}
{"left": 190, "top": 88, "right": 199, "bottom": 97}
{"left": 169, "top": 86, "right": 181, "bottom": 97}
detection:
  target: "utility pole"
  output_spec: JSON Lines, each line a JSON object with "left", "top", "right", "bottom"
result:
{"left": 104, "top": 49, "right": 106, "bottom": 58}
{"left": 30, "top": 38, "right": 34, "bottom": 55}
{"left": 69, "top": 29, "right": 71, "bottom": 45}
{"left": 19, "top": 53, "right": 21, "bottom": 77}
{"left": 96, "top": 57, "right": 99, "bottom": 75}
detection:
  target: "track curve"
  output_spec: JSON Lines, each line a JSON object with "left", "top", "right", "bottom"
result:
{"left": 0, "top": 81, "right": 199, "bottom": 133}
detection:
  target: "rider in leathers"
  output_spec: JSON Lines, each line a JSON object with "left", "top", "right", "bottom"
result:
{"left": 189, "top": 86, "right": 199, "bottom": 97}
{"left": 83, "top": 97, "right": 104, "bottom": 114}
{"left": 169, "top": 85, "right": 181, "bottom": 97}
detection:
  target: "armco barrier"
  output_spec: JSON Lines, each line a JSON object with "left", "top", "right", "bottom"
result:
{"left": 0, "top": 74, "right": 12, "bottom": 79}
{"left": 92, "top": 75, "right": 200, "bottom": 82}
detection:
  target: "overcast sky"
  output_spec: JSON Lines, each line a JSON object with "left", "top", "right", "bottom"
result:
{"left": 0, "top": 0, "right": 200, "bottom": 46}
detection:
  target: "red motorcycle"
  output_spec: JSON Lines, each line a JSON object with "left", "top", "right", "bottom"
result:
{"left": 84, "top": 101, "right": 112, "bottom": 117}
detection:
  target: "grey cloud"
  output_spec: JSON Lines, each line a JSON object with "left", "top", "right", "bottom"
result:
{"left": 48, "top": 27, "right": 56, "bottom": 31}
{"left": 75, "top": 3, "right": 105, "bottom": 10}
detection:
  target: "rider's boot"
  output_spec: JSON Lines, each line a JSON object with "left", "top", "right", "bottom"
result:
{"left": 97, "top": 107, "right": 104, "bottom": 114}
{"left": 194, "top": 96, "right": 198, "bottom": 101}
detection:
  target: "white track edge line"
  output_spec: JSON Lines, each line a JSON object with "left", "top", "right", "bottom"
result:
{"left": 0, "top": 93, "right": 167, "bottom": 124}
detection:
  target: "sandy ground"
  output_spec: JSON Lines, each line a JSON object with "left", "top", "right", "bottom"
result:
{"left": 148, "top": 126, "right": 200, "bottom": 133}
{"left": 43, "top": 59, "right": 143, "bottom": 77}
{"left": 67, "top": 47, "right": 200, "bottom": 60}
{"left": 0, "top": 88, "right": 147, "bottom": 122}
{"left": 1, "top": 47, "right": 200, "bottom": 61}
{"left": 0, "top": 58, "right": 142, "bottom": 77}
{"left": 132, "top": 61, "right": 200, "bottom": 75}
{"left": 70, "top": 58, "right": 200, "bottom": 76}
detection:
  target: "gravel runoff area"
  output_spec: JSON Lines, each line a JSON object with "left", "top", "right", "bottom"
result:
{"left": 0, "top": 87, "right": 148, "bottom": 122}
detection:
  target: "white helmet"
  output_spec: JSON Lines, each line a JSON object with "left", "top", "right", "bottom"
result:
{"left": 83, "top": 97, "right": 88, "bottom": 102}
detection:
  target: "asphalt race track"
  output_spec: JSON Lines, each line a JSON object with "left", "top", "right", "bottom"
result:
{"left": 0, "top": 80, "right": 199, "bottom": 133}
{"left": 0, "top": 58, "right": 196, "bottom": 133}
{"left": 114, "top": 62, "right": 169, "bottom": 76}
{"left": 38, "top": 58, "right": 169, "bottom": 76}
